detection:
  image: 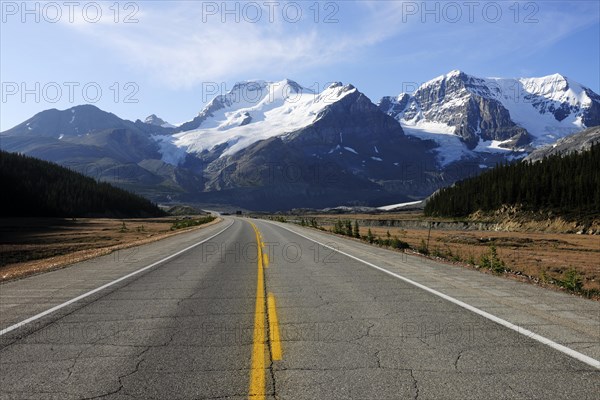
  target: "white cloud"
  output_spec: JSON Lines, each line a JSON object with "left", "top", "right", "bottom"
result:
{"left": 58, "top": 1, "right": 598, "bottom": 89}
{"left": 60, "top": 2, "right": 377, "bottom": 88}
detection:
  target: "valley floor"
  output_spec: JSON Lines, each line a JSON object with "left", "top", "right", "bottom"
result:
{"left": 267, "top": 213, "right": 600, "bottom": 297}
{"left": 0, "top": 216, "right": 219, "bottom": 282}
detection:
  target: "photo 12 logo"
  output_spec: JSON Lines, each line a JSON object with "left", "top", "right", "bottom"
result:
{"left": 1, "top": 81, "right": 140, "bottom": 104}
{"left": 200, "top": 80, "right": 349, "bottom": 105}
{"left": 399, "top": 1, "right": 540, "bottom": 24}
{"left": 200, "top": 1, "right": 339, "bottom": 24}
{"left": 1, "top": 1, "right": 139, "bottom": 23}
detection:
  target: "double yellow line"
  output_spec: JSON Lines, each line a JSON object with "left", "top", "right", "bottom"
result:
{"left": 248, "top": 222, "right": 282, "bottom": 399}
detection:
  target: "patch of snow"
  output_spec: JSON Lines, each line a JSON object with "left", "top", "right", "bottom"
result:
{"left": 377, "top": 200, "right": 422, "bottom": 211}
{"left": 386, "top": 71, "right": 597, "bottom": 159}
{"left": 374, "top": 146, "right": 379, "bottom": 154}
{"left": 58, "top": 134, "right": 64, "bottom": 140}
{"left": 473, "top": 139, "right": 513, "bottom": 153}
{"left": 401, "top": 123, "right": 471, "bottom": 166}
{"left": 371, "top": 157, "right": 383, "bottom": 161}
{"left": 328, "top": 144, "right": 342, "bottom": 154}
{"left": 344, "top": 146, "right": 358, "bottom": 154}
{"left": 171, "top": 80, "right": 357, "bottom": 158}
{"left": 482, "top": 75, "right": 588, "bottom": 146}
{"left": 152, "top": 135, "right": 187, "bottom": 166}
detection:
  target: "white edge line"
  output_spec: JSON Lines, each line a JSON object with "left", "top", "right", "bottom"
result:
{"left": 0, "top": 220, "right": 234, "bottom": 337}
{"left": 265, "top": 220, "right": 600, "bottom": 370}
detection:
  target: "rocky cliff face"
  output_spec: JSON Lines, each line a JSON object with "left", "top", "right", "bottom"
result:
{"left": 195, "top": 83, "right": 439, "bottom": 210}
{"left": 380, "top": 71, "right": 600, "bottom": 153}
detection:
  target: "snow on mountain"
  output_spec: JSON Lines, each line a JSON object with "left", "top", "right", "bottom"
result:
{"left": 525, "top": 126, "right": 600, "bottom": 162}
{"left": 482, "top": 74, "right": 597, "bottom": 146}
{"left": 379, "top": 71, "right": 600, "bottom": 165}
{"left": 145, "top": 114, "right": 176, "bottom": 129}
{"left": 161, "top": 80, "right": 357, "bottom": 164}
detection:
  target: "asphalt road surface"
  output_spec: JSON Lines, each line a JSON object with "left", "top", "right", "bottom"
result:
{"left": 0, "top": 218, "right": 598, "bottom": 399}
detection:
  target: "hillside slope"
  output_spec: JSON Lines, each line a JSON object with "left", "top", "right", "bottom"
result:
{"left": 0, "top": 151, "right": 166, "bottom": 218}
{"left": 424, "top": 144, "right": 600, "bottom": 218}
{"left": 525, "top": 126, "right": 600, "bottom": 162}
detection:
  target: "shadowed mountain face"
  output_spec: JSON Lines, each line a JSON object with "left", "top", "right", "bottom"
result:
{"left": 3, "top": 104, "right": 174, "bottom": 138}
{"left": 2, "top": 74, "right": 599, "bottom": 211}
{"left": 525, "top": 126, "right": 600, "bottom": 162}
{"left": 0, "top": 105, "right": 199, "bottom": 201}
{"left": 194, "top": 87, "right": 439, "bottom": 210}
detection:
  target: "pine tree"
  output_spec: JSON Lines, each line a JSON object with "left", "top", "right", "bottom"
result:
{"left": 367, "top": 228, "right": 374, "bottom": 244}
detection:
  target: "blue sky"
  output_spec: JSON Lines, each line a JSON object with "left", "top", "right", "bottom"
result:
{"left": 1, "top": 0, "right": 599, "bottom": 130}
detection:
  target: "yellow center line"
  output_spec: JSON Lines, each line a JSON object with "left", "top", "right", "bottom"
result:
{"left": 267, "top": 293, "right": 282, "bottom": 361}
{"left": 249, "top": 222, "right": 266, "bottom": 399}
{"left": 248, "top": 222, "right": 283, "bottom": 398}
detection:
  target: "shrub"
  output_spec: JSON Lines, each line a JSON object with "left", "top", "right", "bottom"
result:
{"left": 560, "top": 269, "right": 583, "bottom": 292}
{"left": 418, "top": 239, "right": 429, "bottom": 255}
{"left": 480, "top": 245, "right": 505, "bottom": 273}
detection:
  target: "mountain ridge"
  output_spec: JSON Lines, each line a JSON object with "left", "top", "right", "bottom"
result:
{"left": 379, "top": 71, "right": 599, "bottom": 165}
{"left": 2, "top": 71, "right": 599, "bottom": 210}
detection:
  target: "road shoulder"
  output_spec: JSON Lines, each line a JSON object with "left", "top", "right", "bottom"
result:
{"left": 0, "top": 218, "right": 232, "bottom": 332}
{"left": 263, "top": 220, "right": 600, "bottom": 363}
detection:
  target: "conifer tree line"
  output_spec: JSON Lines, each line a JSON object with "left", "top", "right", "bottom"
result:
{"left": 0, "top": 151, "right": 166, "bottom": 218}
{"left": 424, "top": 144, "right": 600, "bottom": 217}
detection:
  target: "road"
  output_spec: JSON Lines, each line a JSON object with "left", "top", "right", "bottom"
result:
{"left": 0, "top": 218, "right": 598, "bottom": 399}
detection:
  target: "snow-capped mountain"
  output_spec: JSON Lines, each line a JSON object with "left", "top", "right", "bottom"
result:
{"left": 144, "top": 114, "right": 176, "bottom": 129}
{"left": 0, "top": 105, "right": 200, "bottom": 197}
{"left": 379, "top": 70, "right": 600, "bottom": 165}
{"left": 161, "top": 79, "right": 438, "bottom": 209}
{"left": 2, "top": 73, "right": 599, "bottom": 210}
{"left": 164, "top": 79, "right": 359, "bottom": 164}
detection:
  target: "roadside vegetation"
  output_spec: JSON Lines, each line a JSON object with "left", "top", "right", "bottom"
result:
{"left": 283, "top": 216, "right": 598, "bottom": 299}
{"left": 170, "top": 215, "right": 216, "bottom": 230}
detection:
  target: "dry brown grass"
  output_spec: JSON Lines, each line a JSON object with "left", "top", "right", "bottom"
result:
{"left": 0, "top": 217, "right": 221, "bottom": 282}
{"left": 317, "top": 222, "right": 600, "bottom": 294}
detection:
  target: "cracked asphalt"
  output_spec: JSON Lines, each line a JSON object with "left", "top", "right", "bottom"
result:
{"left": 0, "top": 218, "right": 598, "bottom": 399}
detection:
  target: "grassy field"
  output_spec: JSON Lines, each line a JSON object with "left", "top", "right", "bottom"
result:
{"left": 354, "top": 225, "right": 599, "bottom": 294}
{"left": 267, "top": 213, "right": 600, "bottom": 298}
{"left": 0, "top": 216, "right": 217, "bottom": 281}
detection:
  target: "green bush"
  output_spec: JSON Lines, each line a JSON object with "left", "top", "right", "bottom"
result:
{"left": 170, "top": 216, "right": 216, "bottom": 231}
{"left": 560, "top": 269, "right": 583, "bottom": 292}
{"left": 480, "top": 245, "right": 505, "bottom": 273}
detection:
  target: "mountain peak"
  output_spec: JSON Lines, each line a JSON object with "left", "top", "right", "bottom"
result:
{"left": 419, "top": 70, "right": 469, "bottom": 90}
{"left": 447, "top": 69, "right": 464, "bottom": 77}
{"left": 231, "top": 80, "right": 269, "bottom": 92}
{"left": 144, "top": 114, "right": 175, "bottom": 128}
{"left": 380, "top": 70, "right": 600, "bottom": 161}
